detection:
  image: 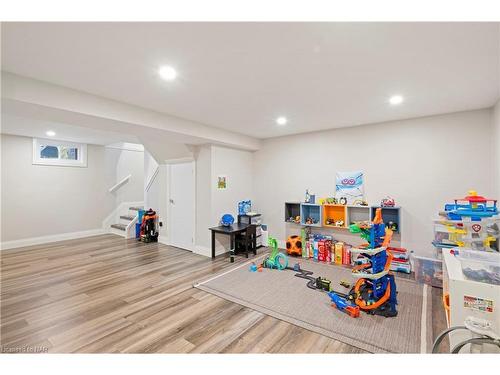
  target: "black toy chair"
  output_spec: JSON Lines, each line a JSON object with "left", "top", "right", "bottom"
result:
{"left": 234, "top": 224, "right": 257, "bottom": 258}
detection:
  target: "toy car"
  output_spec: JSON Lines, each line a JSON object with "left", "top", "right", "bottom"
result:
{"left": 381, "top": 196, "right": 395, "bottom": 207}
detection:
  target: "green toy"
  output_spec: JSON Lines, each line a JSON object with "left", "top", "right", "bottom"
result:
{"left": 263, "top": 237, "right": 289, "bottom": 270}
{"left": 349, "top": 223, "right": 371, "bottom": 243}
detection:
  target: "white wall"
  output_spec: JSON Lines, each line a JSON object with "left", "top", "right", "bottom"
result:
{"left": 253, "top": 109, "right": 494, "bottom": 255}
{"left": 195, "top": 145, "right": 212, "bottom": 252}
{"left": 3, "top": 72, "right": 261, "bottom": 151}
{"left": 1, "top": 134, "right": 144, "bottom": 243}
{"left": 144, "top": 163, "right": 168, "bottom": 241}
{"left": 194, "top": 145, "right": 254, "bottom": 256}
{"left": 106, "top": 143, "right": 144, "bottom": 207}
{"left": 211, "top": 145, "right": 254, "bottom": 223}
{"left": 493, "top": 100, "right": 500, "bottom": 197}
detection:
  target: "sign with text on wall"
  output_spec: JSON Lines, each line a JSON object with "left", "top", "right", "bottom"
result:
{"left": 335, "top": 171, "right": 365, "bottom": 204}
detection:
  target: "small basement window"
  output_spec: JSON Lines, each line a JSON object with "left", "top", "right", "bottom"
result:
{"left": 32, "top": 138, "right": 87, "bottom": 167}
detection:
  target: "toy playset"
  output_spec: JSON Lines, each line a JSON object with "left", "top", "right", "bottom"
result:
{"left": 256, "top": 209, "right": 399, "bottom": 319}
{"left": 423, "top": 190, "right": 499, "bottom": 287}
{"left": 339, "top": 208, "right": 399, "bottom": 317}
{"left": 434, "top": 190, "right": 499, "bottom": 252}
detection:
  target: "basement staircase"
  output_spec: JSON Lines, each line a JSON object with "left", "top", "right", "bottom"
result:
{"left": 109, "top": 206, "right": 143, "bottom": 238}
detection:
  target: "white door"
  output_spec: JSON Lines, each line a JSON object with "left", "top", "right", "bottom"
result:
{"left": 168, "top": 162, "right": 195, "bottom": 251}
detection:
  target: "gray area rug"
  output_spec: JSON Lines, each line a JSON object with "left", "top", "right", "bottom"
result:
{"left": 195, "top": 256, "right": 433, "bottom": 353}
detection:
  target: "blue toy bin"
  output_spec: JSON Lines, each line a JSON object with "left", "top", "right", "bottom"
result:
{"left": 135, "top": 223, "right": 141, "bottom": 238}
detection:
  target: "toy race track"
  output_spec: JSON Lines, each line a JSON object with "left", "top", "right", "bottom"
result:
{"left": 256, "top": 208, "right": 399, "bottom": 319}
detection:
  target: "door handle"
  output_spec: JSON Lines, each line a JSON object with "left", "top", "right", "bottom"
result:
{"left": 169, "top": 199, "right": 174, "bottom": 204}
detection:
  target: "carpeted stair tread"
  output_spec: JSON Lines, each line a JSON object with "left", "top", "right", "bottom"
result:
{"left": 120, "top": 215, "right": 136, "bottom": 221}
{"left": 111, "top": 223, "right": 127, "bottom": 231}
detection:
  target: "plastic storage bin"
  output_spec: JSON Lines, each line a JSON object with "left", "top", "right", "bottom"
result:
{"left": 412, "top": 250, "right": 443, "bottom": 288}
{"left": 453, "top": 249, "right": 500, "bottom": 285}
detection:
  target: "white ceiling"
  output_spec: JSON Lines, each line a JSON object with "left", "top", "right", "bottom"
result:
{"left": 1, "top": 114, "right": 141, "bottom": 145}
{"left": 2, "top": 22, "right": 499, "bottom": 139}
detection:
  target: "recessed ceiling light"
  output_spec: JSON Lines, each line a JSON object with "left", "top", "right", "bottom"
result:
{"left": 46, "top": 130, "right": 56, "bottom": 137}
{"left": 158, "top": 65, "right": 177, "bottom": 81}
{"left": 276, "top": 116, "right": 288, "bottom": 126}
{"left": 389, "top": 95, "right": 404, "bottom": 105}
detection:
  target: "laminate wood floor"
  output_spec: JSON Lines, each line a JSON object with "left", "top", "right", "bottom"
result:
{"left": 0, "top": 234, "right": 447, "bottom": 353}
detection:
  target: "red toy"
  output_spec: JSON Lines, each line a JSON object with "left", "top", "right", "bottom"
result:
{"left": 317, "top": 239, "right": 332, "bottom": 262}
{"left": 381, "top": 196, "right": 395, "bottom": 207}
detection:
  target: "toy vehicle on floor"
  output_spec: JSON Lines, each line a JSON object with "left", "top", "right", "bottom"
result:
{"left": 328, "top": 291, "right": 360, "bottom": 318}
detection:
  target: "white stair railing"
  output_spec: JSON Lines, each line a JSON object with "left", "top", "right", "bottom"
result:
{"left": 145, "top": 166, "right": 159, "bottom": 193}
{"left": 109, "top": 174, "right": 131, "bottom": 193}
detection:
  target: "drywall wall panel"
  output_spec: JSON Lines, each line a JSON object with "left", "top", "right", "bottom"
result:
{"left": 253, "top": 109, "right": 493, "bottom": 254}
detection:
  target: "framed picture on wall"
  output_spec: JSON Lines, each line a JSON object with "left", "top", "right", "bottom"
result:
{"left": 217, "top": 175, "right": 227, "bottom": 189}
{"left": 335, "top": 170, "right": 364, "bottom": 204}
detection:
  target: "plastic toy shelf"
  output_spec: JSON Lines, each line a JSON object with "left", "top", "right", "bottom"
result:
{"left": 371, "top": 206, "right": 401, "bottom": 233}
{"left": 346, "top": 205, "right": 371, "bottom": 226}
{"left": 322, "top": 204, "right": 347, "bottom": 228}
{"left": 300, "top": 203, "right": 322, "bottom": 227}
{"left": 284, "top": 202, "right": 301, "bottom": 224}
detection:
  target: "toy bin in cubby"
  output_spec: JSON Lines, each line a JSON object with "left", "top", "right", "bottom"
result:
{"left": 323, "top": 204, "right": 347, "bottom": 228}
{"left": 412, "top": 250, "right": 443, "bottom": 288}
{"left": 371, "top": 206, "right": 401, "bottom": 233}
{"left": 346, "top": 205, "right": 371, "bottom": 226}
{"left": 300, "top": 203, "right": 322, "bottom": 227}
{"left": 284, "top": 202, "right": 301, "bottom": 223}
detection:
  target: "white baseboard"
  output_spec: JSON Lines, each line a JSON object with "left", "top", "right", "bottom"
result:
{"left": 158, "top": 236, "right": 169, "bottom": 246}
{"left": 193, "top": 245, "right": 212, "bottom": 257}
{"left": 0, "top": 229, "right": 107, "bottom": 251}
{"left": 109, "top": 227, "right": 127, "bottom": 238}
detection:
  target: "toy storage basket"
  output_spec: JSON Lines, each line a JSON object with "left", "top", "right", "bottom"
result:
{"left": 453, "top": 248, "right": 500, "bottom": 286}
